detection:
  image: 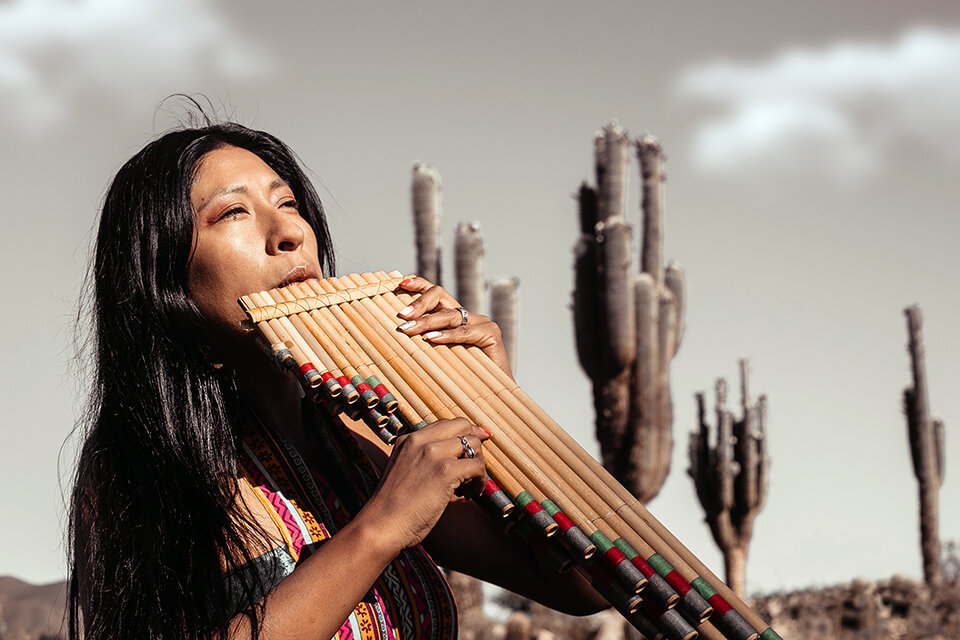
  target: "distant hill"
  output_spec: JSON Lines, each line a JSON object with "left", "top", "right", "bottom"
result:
{"left": 0, "top": 576, "right": 67, "bottom": 640}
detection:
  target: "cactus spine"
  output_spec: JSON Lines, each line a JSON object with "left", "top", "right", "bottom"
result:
{"left": 689, "top": 360, "right": 769, "bottom": 598}
{"left": 573, "top": 124, "right": 686, "bottom": 503}
{"left": 903, "top": 305, "right": 945, "bottom": 585}
{"left": 412, "top": 163, "right": 442, "bottom": 285}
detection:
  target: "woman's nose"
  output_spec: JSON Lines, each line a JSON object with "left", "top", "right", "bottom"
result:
{"left": 265, "top": 208, "right": 305, "bottom": 254}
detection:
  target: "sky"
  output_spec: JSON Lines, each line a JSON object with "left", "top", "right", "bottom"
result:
{"left": 1, "top": 0, "right": 959, "bottom": 599}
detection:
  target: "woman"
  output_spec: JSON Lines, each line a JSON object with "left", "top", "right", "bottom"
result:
{"left": 68, "top": 120, "right": 605, "bottom": 639}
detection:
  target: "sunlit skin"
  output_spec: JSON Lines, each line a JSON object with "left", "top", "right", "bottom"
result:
{"left": 186, "top": 146, "right": 605, "bottom": 640}
{"left": 188, "top": 145, "right": 323, "bottom": 334}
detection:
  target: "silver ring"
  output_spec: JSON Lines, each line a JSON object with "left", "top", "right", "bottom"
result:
{"left": 458, "top": 435, "right": 475, "bottom": 459}
{"left": 455, "top": 306, "right": 469, "bottom": 326}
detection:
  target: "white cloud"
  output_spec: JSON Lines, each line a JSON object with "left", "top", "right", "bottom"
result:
{"left": 0, "top": 0, "right": 272, "bottom": 135}
{"left": 677, "top": 27, "right": 960, "bottom": 183}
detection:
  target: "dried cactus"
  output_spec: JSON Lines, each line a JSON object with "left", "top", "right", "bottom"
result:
{"left": 903, "top": 305, "right": 945, "bottom": 585}
{"left": 490, "top": 277, "right": 520, "bottom": 370}
{"left": 573, "top": 124, "right": 686, "bottom": 502}
{"left": 455, "top": 222, "right": 485, "bottom": 315}
{"left": 689, "top": 360, "right": 770, "bottom": 598}
{"left": 412, "top": 163, "right": 442, "bottom": 285}
{"left": 449, "top": 221, "right": 519, "bottom": 371}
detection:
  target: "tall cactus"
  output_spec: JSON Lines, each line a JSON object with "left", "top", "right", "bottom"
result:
{"left": 573, "top": 124, "right": 686, "bottom": 503}
{"left": 490, "top": 277, "right": 520, "bottom": 369}
{"left": 412, "top": 163, "right": 442, "bottom": 285}
{"left": 455, "top": 222, "right": 485, "bottom": 314}
{"left": 903, "top": 305, "right": 945, "bottom": 585}
{"left": 689, "top": 360, "right": 769, "bottom": 597}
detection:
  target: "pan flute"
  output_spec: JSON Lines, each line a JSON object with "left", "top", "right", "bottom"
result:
{"left": 238, "top": 271, "right": 783, "bottom": 640}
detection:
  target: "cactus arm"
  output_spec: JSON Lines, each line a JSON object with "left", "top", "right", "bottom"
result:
{"left": 594, "top": 124, "right": 635, "bottom": 375}
{"left": 573, "top": 185, "right": 603, "bottom": 381}
{"left": 598, "top": 219, "right": 635, "bottom": 374}
{"left": 756, "top": 395, "right": 770, "bottom": 510}
{"left": 636, "top": 134, "right": 664, "bottom": 284}
{"left": 664, "top": 263, "right": 686, "bottom": 356}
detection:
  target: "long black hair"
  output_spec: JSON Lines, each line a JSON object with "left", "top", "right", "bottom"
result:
{"left": 67, "top": 121, "right": 336, "bottom": 639}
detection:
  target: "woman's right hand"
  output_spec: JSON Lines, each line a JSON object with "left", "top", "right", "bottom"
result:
{"left": 359, "top": 418, "right": 489, "bottom": 551}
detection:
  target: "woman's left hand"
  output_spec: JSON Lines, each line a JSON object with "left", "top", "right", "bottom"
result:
{"left": 395, "top": 276, "right": 514, "bottom": 380}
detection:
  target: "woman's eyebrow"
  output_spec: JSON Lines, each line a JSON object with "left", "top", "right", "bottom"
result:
{"left": 197, "top": 179, "right": 291, "bottom": 211}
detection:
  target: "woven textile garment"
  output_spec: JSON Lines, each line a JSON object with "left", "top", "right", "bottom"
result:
{"left": 233, "top": 403, "right": 458, "bottom": 640}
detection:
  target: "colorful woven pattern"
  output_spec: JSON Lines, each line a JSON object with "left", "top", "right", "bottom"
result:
{"left": 237, "top": 405, "right": 458, "bottom": 640}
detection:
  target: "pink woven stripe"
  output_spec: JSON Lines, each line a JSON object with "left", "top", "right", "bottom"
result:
{"left": 257, "top": 485, "right": 306, "bottom": 554}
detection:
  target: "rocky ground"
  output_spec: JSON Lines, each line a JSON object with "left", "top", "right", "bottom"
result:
{"left": 3, "top": 572, "right": 960, "bottom": 639}
{"left": 455, "top": 573, "right": 960, "bottom": 640}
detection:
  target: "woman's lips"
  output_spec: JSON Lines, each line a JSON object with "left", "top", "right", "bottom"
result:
{"left": 277, "top": 265, "right": 318, "bottom": 288}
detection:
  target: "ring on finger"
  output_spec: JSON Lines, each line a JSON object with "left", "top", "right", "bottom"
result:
{"left": 458, "top": 435, "right": 476, "bottom": 459}
{"left": 455, "top": 306, "right": 469, "bottom": 327}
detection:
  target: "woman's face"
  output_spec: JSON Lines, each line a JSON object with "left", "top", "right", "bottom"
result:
{"left": 188, "top": 145, "right": 322, "bottom": 334}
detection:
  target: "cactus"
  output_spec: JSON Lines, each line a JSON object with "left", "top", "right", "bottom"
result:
{"left": 689, "top": 360, "right": 769, "bottom": 598}
{"left": 412, "top": 163, "right": 442, "bottom": 285}
{"left": 455, "top": 222, "right": 485, "bottom": 314}
{"left": 903, "top": 305, "right": 945, "bottom": 585}
{"left": 573, "top": 124, "right": 686, "bottom": 503}
{"left": 489, "top": 277, "right": 520, "bottom": 370}
{"left": 450, "top": 221, "right": 520, "bottom": 371}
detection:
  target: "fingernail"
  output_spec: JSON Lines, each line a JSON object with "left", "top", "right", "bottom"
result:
{"left": 398, "top": 305, "right": 413, "bottom": 317}
{"left": 399, "top": 279, "right": 412, "bottom": 287}
{"left": 424, "top": 331, "right": 441, "bottom": 339}
{"left": 397, "top": 320, "right": 416, "bottom": 331}
{"left": 479, "top": 427, "right": 491, "bottom": 437}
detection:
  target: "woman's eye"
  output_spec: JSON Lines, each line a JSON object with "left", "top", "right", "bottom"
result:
{"left": 219, "top": 206, "right": 246, "bottom": 221}
{"left": 281, "top": 199, "right": 300, "bottom": 211}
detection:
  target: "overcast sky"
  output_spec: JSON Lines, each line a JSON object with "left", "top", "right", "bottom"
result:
{"left": 2, "top": 0, "right": 959, "bottom": 598}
